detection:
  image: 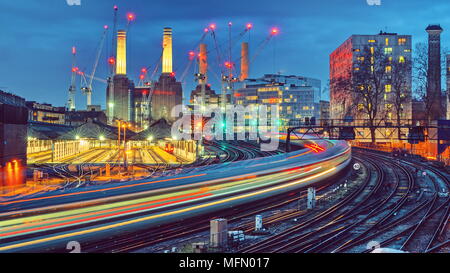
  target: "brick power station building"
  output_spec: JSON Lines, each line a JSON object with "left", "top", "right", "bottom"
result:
{"left": 107, "top": 27, "right": 182, "bottom": 127}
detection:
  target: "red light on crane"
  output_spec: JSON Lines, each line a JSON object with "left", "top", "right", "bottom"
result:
{"left": 228, "top": 22, "right": 233, "bottom": 26}
{"left": 270, "top": 27, "right": 279, "bottom": 35}
{"left": 139, "top": 74, "right": 145, "bottom": 80}
{"left": 108, "top": 57, "right": 116, "bottom": 65}
{"left": 170, "top": 72, "right": 176, "bottom": 77}
{"left": 188, "top": 51, "right": 196, "bottom": 60}
{"left": 209, "top": 23, "right": 216, "bottom": 30}
{"left": 141, "top": 68, "right": 147, "bottom": 73}
{"left": 104, "top": 25, "right": 109, "bottom": 30}
{"left": 204, "top": 28, "right": 209, "bottom": 33}
{"left": 113, "top": 5, "right": 118, "bottom": 11}
{"left": 72, "top": 46, "right": 76, "bottom": 55}
{"left": 246, "top": 23, "right": 253, "bottom": 30}
{"left": 72, "top": 67, "right": 79, "bottom": 72}
{"left": 127, "top": 12, "right": 136, "bottom": 21}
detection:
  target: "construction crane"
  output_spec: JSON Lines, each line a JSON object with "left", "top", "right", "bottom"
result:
{"left": 109, "top": 5, "right": 119, "bottom": 75}
{"left": 67, "top": 46, "right": 77, "bottom": 111}
{"left": 81, "top": 25, "right": 109, "bottom": 107}
{"left": 250, "top": 27, "right": 279, "bottom": 65}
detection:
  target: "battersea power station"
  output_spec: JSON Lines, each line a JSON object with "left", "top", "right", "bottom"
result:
{"left": 107, "top": 27, "right": 183, "bottom": 127}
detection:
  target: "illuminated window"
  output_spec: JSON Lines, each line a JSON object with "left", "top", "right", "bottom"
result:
{"left": 385, "top": 85, "right": 392, "bottom": 92}
{"left": 357, "top": 56, "right": 365, "bottom": 61}
{"left": 385, "top": 38, "right": 389, "bottom": 46}
{"left": 368, "top": 39, "right": 376, "bottom": 43}
{"left": 384, "top": 47, "right": 393, "bottom": 54}
{"left": 370, "top": 47, "right": 374, "bottom": 54}
{"left": 404, "top": 49, "right": 411, "bottom": 52}
{"left": 398, "top": 38, "right": 407, "bottom": 45}
{"left": 386, "top": 66, "right": 392, "bottom": 73}
{"left": 386, "top": 104, "right": 393, "bottom": 110}
{"left": 354, "top": 67, "right": 360, "bottom": 71}
{"left": 302, "top": 106, "right": 310, "bottom": 110}
{"left": 358, "top": 104, "right": 364, "bottom": 110}
{"left": 399, "top": 56, "right": 405, "bottom": 63}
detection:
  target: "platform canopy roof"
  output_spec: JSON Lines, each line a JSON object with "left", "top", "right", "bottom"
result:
{"left": 57, "top": 120, "right": 135, "bottom": 140}
{"left": 27, "top": 121, "right": 74, "bottom": 140}
{"left": 130, "top": 119, "right": 172, "bottom": 141}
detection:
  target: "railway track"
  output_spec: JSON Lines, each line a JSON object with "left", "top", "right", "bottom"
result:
{"left": 78, "top": 169, "right": 352, "bottom": 253}
{"left": 239, "top": 148, "right": 449, "bottom": 253}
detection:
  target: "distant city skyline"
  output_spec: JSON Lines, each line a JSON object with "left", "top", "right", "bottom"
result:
{"left": 1, "top": 0, "right": 450, "bottom": 108}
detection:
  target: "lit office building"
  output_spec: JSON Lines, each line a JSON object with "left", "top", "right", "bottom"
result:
{"left": 234, "top": 74, "right": 322, "bottom": 129}
{"left": 330, "top": 32, "right": 412, "bottom": 122}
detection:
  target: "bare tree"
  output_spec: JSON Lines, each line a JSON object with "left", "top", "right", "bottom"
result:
{"left": 353, "top": 44, "right": 390, "bottom": 143}
{"left": 388, "top": 56, "right": 412, "bottom": 139}
{"left": 329, "top": 68, "right": 354, "bottom": 120}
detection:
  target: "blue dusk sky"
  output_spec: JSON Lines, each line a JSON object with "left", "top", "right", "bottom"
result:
{"left": 1, "top": 0, "right": 450, "bottom": 108}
